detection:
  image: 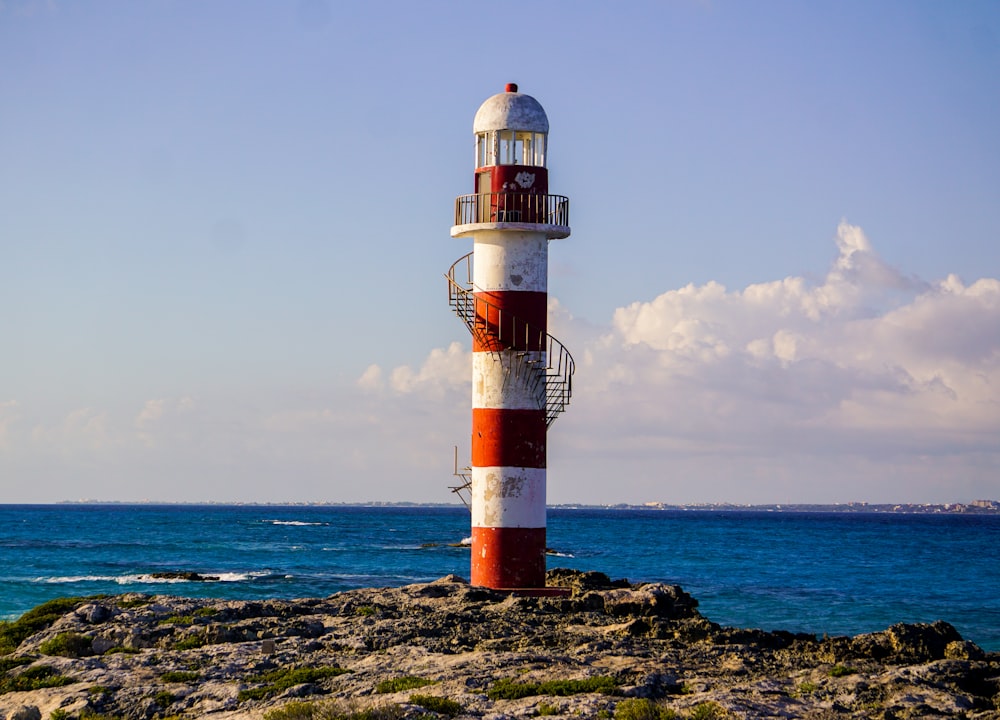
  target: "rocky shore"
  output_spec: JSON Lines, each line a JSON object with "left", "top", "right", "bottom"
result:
{"left": 1, "top": 570, "right": 997, "bottom": 719}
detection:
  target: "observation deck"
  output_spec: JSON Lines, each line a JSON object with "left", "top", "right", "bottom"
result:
{"left": 451, "top": 192, "right": 570, "bottom": 240}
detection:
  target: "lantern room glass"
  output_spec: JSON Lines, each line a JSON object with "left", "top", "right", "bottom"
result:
{"left": 476, "top": 131, "right": 546, "bottom": 168}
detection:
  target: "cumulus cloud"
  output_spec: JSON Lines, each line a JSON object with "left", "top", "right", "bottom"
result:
{"left": 134, "top": 396, "right": 197, "bottom": 448}
{"left": 27, "top": 407, "right": 118, "bottom": 455}
{"left": 365, "top": 221, "right": 1000, "bottom": 503}
{"left": 358, "top": 341, "right": 471, "bottom": 405}
{"left": 3, "top": 222, "right": 996, "bottom": 504}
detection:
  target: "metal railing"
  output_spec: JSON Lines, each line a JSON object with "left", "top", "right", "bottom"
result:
{"left": 454, "top": 193, "right": 569, "bottom": 227}
{"left": 446, "top": 252, "right": 574, "bottom": 427}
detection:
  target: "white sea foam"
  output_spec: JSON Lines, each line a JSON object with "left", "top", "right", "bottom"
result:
{"left": 266, "top": 520, "right": 328, "bottom": 526}
{"left": 34, "top": 575, "right": 127, "bottom": 584}
{"left": 35, "top": 571, "right": 272, "bottom": 585}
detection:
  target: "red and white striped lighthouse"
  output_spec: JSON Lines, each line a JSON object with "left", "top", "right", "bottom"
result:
{"left": 446, "top": 84, "right": 573, "bottom": 590}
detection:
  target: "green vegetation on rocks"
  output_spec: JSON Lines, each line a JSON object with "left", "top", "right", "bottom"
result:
{"left": 264, "top": 700, "right": 405, "bottom": 720}
{"left": 0, "top": 657, "right": 31, "bottom": 673}
{"left": 688, "top": 702, "right": 729, "bottom": 719}
{"left": 409, "top": 693, "right": 463, "bottom": 716}
{"left": 0, "top": 664, "right": 77, "bottom": 694}
{"left": 239, "top": 666, "right": 352, "bottom": 701}
{"left": 0, "top": 595, "right": 96, "bottom": 654}
{"left": 488, "top": 675, "right": 618, "bottom": 700}
{"left": 116, "top": 596, "right": 152, "bottom": 609}
{"left": 173, "top": 633, "right": 209, "bottom": 651}
{"left": 375, "top": 675, "right": 435, "bottom": 693}
{"left": 614, "top": 698, "right": 678, "bottom": 720}
{"left": 0, "top": 573, "right": 990, "bottom": 720}
{"left": 40, "top": 630, "right": 93, "bottom": 657}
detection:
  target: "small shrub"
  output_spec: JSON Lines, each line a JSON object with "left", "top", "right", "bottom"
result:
{"left": 0, "top": 657, "right": 31, "bottom": 673}
{"left": 194, "top": 607, "right": 218, "bottom": 617}
{"left": 0, "top": 664, "right": 76, "bottom": 694}
{"left": 488, "top": 678, "right": 537, "bottom": 700}
{"left": 174, "top": 634, "right": 208, "bottom": 651}
{"left": 159, "top": 615, "right": 196, "bottom": 626}
{"left": 688, "top": 702, "right": 728, "bottom": 720}
{"left": 39, "top": 631, "right": 93, "bottom": 657}
{"left": 264, "top": 699, "right": 404, "bottom": 720}
{"left": 265, "top": 701, "right": 317, "bottom": 720}
{"left": 357, "top": 706, "right": 406, "bottom": 720}
{"left": 828, "top": 664, "right": 856, "bottom": 677}
{"left": 117, "top": 597, "right": 152, "bottom": 609}
{"left": 161, "top": 670, "right": 201, "bottom": 683}
{"left": 355, "top": 606, "right": 377, "bottom": 617}
{"left": 797, "top": 681, "right": 818, "bottom": 695}
{"left": 0, "top": 596, "right": 97, "bottom": 654}
{"left": 238, "top": 666, "right": 351, "bottom": 701}
{"left": 488, "top": 676, "right": 618, "bottom": 700}
{"left": 154, "top": 690, "right": 175, "bottom": 707}
{"left": 104, "top": 646, "right": 140, "bottom": 654}
{"left": 409, "top": 694, "right": 462, "bottom": 717}
{"left": 271, "top": 701, "right": 318, "bottom": 720}
{"left": 50, "top": 710, "right": 71, "bottom": 720}
{"left": 543, "top": 677, "right": 618, "bottom": 696}
{"left": 89, "top": 685, "right": 111, "bottom": 695}
{"left": 375, "top": 675, "right": 435, "bottom": 694}
{"left": 615, "top": 698, "right": 677, "bottom": 720}
{"left": 537, "top": 702, "right": 560, "bottom": 716}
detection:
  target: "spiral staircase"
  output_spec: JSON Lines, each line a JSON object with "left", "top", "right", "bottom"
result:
{"left": 446, "top": 251, "right": 575, "bottom": 506}
{"left": 446, "top": 251, "right": 574, "bottom": 426}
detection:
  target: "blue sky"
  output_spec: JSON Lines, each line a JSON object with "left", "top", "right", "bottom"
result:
{"left": 2, "top": 0, "right": 998, "bottom": 504}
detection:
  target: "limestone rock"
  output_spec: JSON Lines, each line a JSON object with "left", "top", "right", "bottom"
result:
{"left": 0, "top": 570, "right": 996, "bottom": 720}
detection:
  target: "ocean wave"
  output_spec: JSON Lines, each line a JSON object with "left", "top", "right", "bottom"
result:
{"left": 33, "top": 571, "right": 277, "bottom": 585}
{"left": 34, "top": 574, "right": 130, "bottom": 585}
{"left": 265, "top": 520, "right": 329, "bottom": 527}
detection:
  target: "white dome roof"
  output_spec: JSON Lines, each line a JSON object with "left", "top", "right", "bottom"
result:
{"left": 473, "top": 84, "right": 549, "bottom": 134}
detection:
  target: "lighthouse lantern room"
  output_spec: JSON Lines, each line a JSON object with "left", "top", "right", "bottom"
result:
{"left": 446, "top": 84, "right": 574, "bottom": 591}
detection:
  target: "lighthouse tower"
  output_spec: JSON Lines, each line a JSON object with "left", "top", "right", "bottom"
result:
{"left": 446, "top": 84, "right": 573, "bottom": 590}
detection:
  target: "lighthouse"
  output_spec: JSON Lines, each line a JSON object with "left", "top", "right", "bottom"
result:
{"left": 446, "top": 84, "right": 573, "bottom": 590}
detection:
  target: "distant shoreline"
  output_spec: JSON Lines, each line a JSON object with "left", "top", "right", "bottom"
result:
{"left": 5, "top": 499, "right": 998, "bottom": 514}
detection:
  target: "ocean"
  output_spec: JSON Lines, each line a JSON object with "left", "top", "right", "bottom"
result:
{"left": 1, "top": 504, "right": 997, "bottom": 651}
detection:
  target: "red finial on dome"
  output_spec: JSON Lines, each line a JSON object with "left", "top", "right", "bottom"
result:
{"left": 505, "top": 83, "right": 518, "bottom": 93}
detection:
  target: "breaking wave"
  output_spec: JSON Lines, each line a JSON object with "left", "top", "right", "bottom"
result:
{"left": 33, "top": 571, "right": 278, "bottom": 585}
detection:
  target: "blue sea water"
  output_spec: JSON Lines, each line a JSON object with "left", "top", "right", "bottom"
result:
{"left": 1, "top": 504, "right": 998, "bottom": 651}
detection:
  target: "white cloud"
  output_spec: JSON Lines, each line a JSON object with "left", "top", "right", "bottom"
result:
{"left": 371, "top": 342, "right": 470, "bottom": 398}
{"left": 366, "top": 222, "right": 1000, "bottom": 504}
{"left": 134, "top": 396, "right": 197, "bottom": 447}
{"left": 28, "top": 407, "right": 118, "bottom": 455}
{"left": 2, "top": 223, "right": 996, "bottom": 505}
{"left": 357, "top": 364, "right": 383, "bottom": 391}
